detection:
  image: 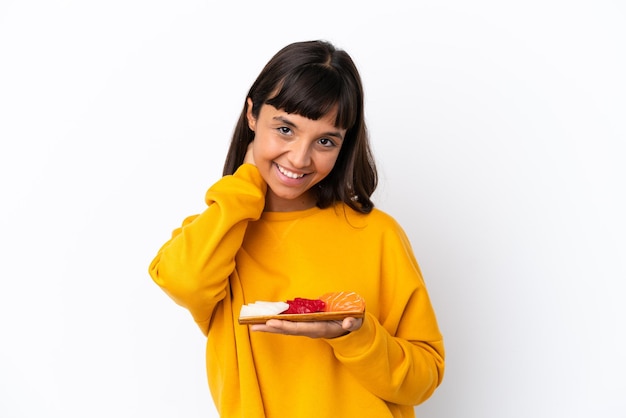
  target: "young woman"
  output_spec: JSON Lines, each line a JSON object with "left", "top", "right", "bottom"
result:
{"left": 149, "top": 40, "right": 444, "bottom": 418}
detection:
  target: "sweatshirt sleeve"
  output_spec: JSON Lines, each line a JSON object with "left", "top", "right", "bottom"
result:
{"left": 324, "top": 221, "right": 445, "bottom": 406}
{"left": 149, "top": 164, "right": 266, "bottom": 334}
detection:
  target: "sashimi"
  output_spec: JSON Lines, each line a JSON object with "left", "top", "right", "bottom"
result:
{"left": 319, "top": 291, "right": 365, "bottom": 312}
{"left": 238, "top": 291, "right": 365, "bottom": 323}
{"left": 283, "top": 297, "right": 326, "bottom": 314}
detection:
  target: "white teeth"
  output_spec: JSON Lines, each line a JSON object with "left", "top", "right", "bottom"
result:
{"left": 277, "top": 164, "right": 305, "bottom": 179}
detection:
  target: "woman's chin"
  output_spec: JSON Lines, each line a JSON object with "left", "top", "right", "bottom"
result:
{"left": 265, "top": 189, "right": 316, "bottom": 211}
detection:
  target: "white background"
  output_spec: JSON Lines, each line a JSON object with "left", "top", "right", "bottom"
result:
{"left": 1, "top": 1, "right": 625, "bottom": 417}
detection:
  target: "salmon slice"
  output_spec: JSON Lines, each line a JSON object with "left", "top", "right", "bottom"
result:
{"left": 319, "top": 291, "right": 365, "bottom": 312}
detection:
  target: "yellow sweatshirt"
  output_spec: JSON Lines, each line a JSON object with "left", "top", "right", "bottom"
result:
{"left": 149, "top": 164, "right": 445, "bottom": 418}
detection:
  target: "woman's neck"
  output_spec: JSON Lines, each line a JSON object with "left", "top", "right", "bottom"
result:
{"left": 264, "top": 190, "right": 316, "bottom": 212}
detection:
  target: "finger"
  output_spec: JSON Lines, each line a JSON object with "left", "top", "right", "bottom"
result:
{"left": 249, "top": 319, "right": 287, "bottom": 332}
{"left": 342, "top": 317, "right": 362, "bottom": 332}
{"left": 259, "top": 319, "right": 300, "bottom": 335}
{"left": 342, "top": 318, "right": 354, "bottom": 330}
{"left": 265, "top": 319, "right": 290, "bottom": 330}
{"left": 265, "top": 320, "right": 331, "bottom": 338}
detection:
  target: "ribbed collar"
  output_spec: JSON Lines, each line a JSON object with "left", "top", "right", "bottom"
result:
{"left": 260, "top": 205, "right": 322, "bottom": 222}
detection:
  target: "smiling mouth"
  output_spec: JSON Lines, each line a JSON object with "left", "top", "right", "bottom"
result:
{"left": 276, "top": 163, "right": 307, "bottom": 179}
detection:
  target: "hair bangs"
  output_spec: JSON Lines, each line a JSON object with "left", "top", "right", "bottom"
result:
{"left": 266, "top": 64, "right": 357, "bottom": 130}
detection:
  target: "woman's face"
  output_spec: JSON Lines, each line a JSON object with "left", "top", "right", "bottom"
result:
{"left": 246, "top": 99, "right": 346, "bottom": 212}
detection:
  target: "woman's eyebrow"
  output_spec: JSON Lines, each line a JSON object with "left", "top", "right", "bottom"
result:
{"left": 273, "top": 115, "right": 297, "bottom": 128}
{"left": 272, "top": 116, "right": 345, "bottom": 141}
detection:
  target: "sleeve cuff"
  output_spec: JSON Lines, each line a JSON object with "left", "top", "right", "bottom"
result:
{"left": 324, "top": 312, "right": 377, "bottom": 358}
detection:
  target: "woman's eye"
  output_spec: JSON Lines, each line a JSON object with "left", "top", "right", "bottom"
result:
{"left": 278, "top": 127, "right": 292, "bottom": 135}
{"left": 318, "top": 138, "right": 336, "bottom": 147}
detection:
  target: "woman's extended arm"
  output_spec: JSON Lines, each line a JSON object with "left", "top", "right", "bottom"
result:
{"left": 325, "top": 224, "right": 445, "bottom": 406}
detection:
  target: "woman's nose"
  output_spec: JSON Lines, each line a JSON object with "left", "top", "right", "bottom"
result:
{"left": 288, "top": 141, "right": 311, "bottom": 168}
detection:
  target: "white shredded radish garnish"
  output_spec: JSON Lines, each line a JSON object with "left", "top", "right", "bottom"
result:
{"left": 239, "top": 301, "right": 289, "bottom": 317}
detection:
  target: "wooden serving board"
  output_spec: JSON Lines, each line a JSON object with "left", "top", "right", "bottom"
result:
{"left": 238, "top": 310, "right": 364, "bottom": 325}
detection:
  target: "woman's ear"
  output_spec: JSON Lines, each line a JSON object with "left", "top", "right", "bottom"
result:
{"left": 246, "top": 98, "right": 256, "bottom": 131}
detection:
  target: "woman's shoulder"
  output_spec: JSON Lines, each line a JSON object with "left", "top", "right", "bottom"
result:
{"left": 331, "top": 203, "right": 404, "bottom": 232}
